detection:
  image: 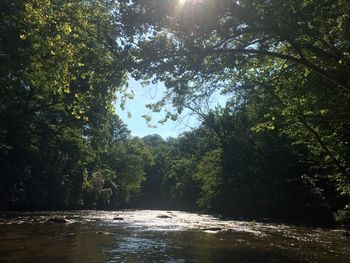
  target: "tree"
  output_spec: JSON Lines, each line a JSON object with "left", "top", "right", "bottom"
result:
{"left": 122, "top": 0, "right": 350, "bottom": 221}
{"left": 140, "top": 134, "right": 201, "bottom": 209}
{"left": 0, "top": 0, "right": 130, "bottom": 209}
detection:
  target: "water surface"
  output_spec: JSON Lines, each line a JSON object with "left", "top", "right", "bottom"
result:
{"left": 0, "top": 210, "right": 349, "bottom": 262}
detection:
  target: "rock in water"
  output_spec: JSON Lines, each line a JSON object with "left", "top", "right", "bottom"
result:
{"left": 96, "top": 231, "right": 110, "bottom": 235}
{"left": 46, "top": 217, "right": 68, "bottom": 224}
{"left": 157, "top": 215, "right": 172, "bottom": 219}
{"left": 202, "top": 227, "right": 223, "bottom": 231}
{"left": 113, "top": 217, "right": 124, "bottom": 221}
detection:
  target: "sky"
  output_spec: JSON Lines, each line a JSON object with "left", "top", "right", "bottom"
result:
{"left": 115, "top": 79, "right": 228, "bottom": 139}
{"left": 115, "top": 79, "right": 198, "bottom": 138}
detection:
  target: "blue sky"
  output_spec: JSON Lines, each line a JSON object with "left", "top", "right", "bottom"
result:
{"left": 115, "top": 79, "right": 198, "bottom": 138}
{"left": 115, "top": 79, "right": 228, "bottom": 138}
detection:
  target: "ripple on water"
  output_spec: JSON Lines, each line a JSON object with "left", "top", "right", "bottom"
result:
{"left": 0, "top": 210, "right": 350, "bottom": 263}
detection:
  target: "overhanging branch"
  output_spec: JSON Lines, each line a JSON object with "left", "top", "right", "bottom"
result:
{"left": 140, "top": 47, "right": 350, "bottom": 93}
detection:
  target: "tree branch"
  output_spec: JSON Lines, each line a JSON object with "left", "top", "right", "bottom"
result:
{"left": 201, "top": 48, "right": 350, "bottom": 92}
{"left": 139, "top": 47, "right": 350, "bottom": 92}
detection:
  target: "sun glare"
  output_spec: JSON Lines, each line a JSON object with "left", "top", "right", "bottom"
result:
{"left": 178, "top": 0, "right": 196, "bottom": 6}
{"left": 178, "top": 0, "right": 204, "bottom": 8}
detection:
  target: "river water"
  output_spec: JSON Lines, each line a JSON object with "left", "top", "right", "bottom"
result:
{"left": 0, "top": 210, "right": 349, "bottom": 262}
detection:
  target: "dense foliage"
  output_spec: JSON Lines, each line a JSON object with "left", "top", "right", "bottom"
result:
{"left": 0, "top": 0, "right": 148, "bottom": 209}
{"left": 138, "top": 101, "right": 337, "bottom": 223}
{"left": 121, "top": 0, "right": 350, "bottom": 223}
{"left": 1, "top": 0, "right": 349, "bottom": 223}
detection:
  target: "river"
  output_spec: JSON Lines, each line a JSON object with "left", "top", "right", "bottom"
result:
{"left": 0, "top": 210, "right": 349, "bottom": 262}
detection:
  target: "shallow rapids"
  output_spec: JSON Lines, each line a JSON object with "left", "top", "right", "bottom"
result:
{"left": 0, "top": 210, "right": 349, "bottom": 262}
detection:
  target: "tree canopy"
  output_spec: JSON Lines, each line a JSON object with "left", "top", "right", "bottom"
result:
{"left": 120, "top": 0, "right": 350, "bottom": 222}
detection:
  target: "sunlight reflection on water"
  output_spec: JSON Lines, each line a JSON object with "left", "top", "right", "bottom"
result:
{"left": 0, "top": 210, "right": 349, "bottom": 263}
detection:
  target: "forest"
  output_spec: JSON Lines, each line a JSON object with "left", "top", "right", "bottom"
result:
{"left": 1, "top": 0, "right": 349, "bottom": 225}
